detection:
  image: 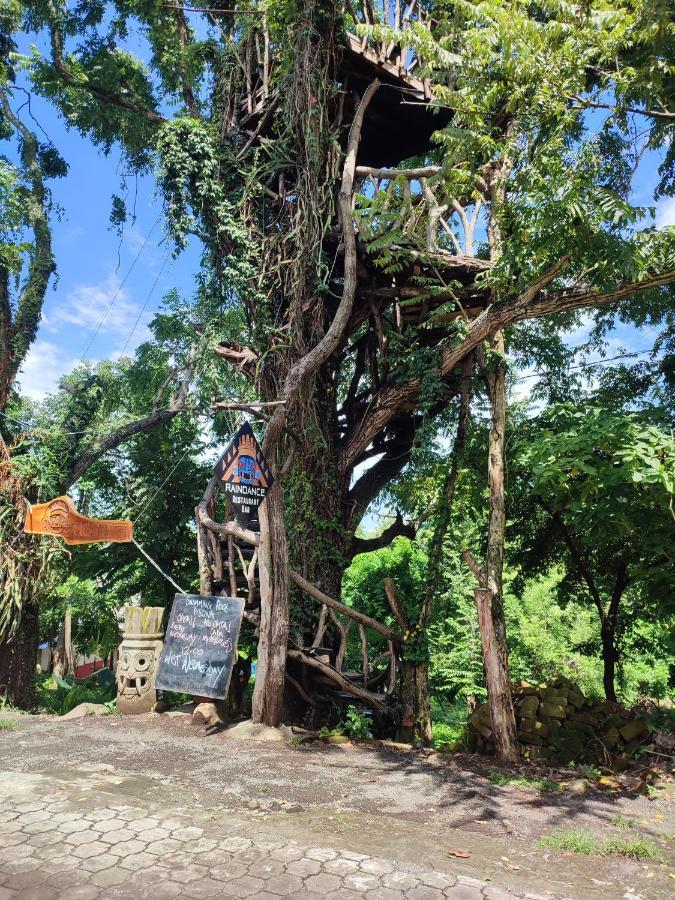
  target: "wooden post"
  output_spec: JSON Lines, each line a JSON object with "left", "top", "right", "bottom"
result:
{"left": 474, "top": 588, "right": 518, "bottom": 761}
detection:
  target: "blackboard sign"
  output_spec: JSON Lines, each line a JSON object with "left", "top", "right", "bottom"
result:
{"left": 156, "top": 594, "right": 244, "bottom": 700}
{"left": 214, "top": 422, "right": 273, "bottom": 529}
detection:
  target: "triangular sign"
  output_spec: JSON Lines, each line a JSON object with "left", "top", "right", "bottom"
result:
{"left": 214, "top": 422, "right": 274, "bottom": 529}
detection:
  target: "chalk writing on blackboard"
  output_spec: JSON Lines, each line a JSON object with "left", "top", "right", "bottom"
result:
{"left": 156, "top": 594, "right": 244, "bottom": 700}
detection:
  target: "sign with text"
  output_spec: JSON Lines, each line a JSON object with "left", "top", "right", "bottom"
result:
{"left": 156, "top": 594, "right": 244, "bottom": 700}
{"left": 214, "top": 422, "right": 273, "bottom": 529}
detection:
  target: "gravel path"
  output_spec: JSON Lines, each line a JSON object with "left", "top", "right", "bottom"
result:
{"left": 0, "top": 711, "right": 672, "bottom": 899}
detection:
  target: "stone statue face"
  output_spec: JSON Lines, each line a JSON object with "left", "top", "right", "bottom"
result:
{"left": 116, "top": 645, "right": 157, "bottom": 705}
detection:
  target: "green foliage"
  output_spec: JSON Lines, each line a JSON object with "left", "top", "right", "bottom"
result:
{"left": 539, "top": 828, "right": 666, "bottom": 863}
{"left": 488, "top": 771, "right": 560, "bottom": 795}
{"left": 343, "top": 705, "right": 373, "bottom": 740}
{"left": 35, "top": 670, "right": 116, "bottom": 716}
{"left": 343, "top": 537, "right": 428, "bottom": 660}
{"left": 0, "top": 719, "right": 17, "bottom": 731}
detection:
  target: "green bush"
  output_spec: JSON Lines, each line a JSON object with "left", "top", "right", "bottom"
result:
{"left": 35, "top": 670, "right": 117, "bottom": 716}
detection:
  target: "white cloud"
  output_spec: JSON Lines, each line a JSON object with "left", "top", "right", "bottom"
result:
{"left": 16, "top": 340, "right": 80, "bottom": 401}
{"left": 48, "top": 274, "right": 143, "bottom": 335}
{"left": 655, "top": 197, "right": 675, "bottom": 229}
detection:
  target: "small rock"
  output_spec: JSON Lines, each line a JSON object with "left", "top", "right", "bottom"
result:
{"left": 192, "top": 702, "right": 225, "bottom": 729}
{"left": 61, "top": 703, "right": 108, "bottom": 719}
{"left": 263, "top": 799, "right": 281, "bottom": 811}
{"left": 284, "top": 803, "right": 303, "bottom": 813}
{"left": 152, "top": 699, "right": 170, "bottom": 713}
{"left": 247, "top": 799, "right": 260, "bottom": 810}
{"left": 567, "top": 778, "right": 589, "bottom": 796}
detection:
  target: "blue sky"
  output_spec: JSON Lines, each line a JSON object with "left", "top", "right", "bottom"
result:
{"left": 6, "top": 33, "right": 674, "bottom": 405}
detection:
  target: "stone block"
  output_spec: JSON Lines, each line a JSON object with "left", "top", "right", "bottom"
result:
{"left": 619, "top": 718, "right": 647, "bottom": 743}
{"left": 539, "top": 701, "right": 566, "bottom": 719}
{"left": 519, "top": 695, "right": 539, "bottom": 718}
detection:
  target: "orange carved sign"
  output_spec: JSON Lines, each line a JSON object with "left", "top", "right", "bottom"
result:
{"left": 24, "top": 495, "right": 133, "bottom": 545}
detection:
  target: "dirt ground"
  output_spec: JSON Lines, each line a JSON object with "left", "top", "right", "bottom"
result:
{"left": 0, "top": 709, "right": 673, "bottom": 899}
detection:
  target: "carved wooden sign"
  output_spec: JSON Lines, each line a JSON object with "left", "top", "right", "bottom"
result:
{"left": 214, "top": 422, "right": 273, "bottom": 529}
{"left": 24, "top": 495, "right": 133, "bottom": 545}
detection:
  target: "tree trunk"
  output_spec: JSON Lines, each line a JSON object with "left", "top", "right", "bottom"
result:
{"left": 479, "top": 330, "right": 519, "bottom": 764}
{"left": 601, "top": 620, "right": 618, "bottom": 703}
{"left": 251, "top": 476, "right": 290, "bottom": 726}
{"left": 0, "top": 604, "right": 39, "bottom": 708}
{"left": 399, "top": 660, "right": 432, "bottom": 745}
{"left": 52, "top": 607, "right": 74, "bottom": 679}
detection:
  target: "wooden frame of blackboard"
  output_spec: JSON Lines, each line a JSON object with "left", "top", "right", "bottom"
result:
{"left": 156, "top": 594, "right": 246, "bottom": 700}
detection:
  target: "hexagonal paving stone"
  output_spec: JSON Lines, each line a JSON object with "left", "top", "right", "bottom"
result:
{"left": 90, "top": 867, "right": 131, "bottom": 888}
{"left": 381, "top": 871, "right": 421, "bottom": 891}
{"left": 98, "top": 828, "right": 137, "bottom": 845}
{"left": 443, "top": 885, "right": 483, "bottom": 899}
{"left": 187, "top": 837, "right": 218, "bottom": 854}
{"left": 39, "top": 855, "right": 80, "bottom": 875}
{"left": 59, "top": 820, "right": 89, "bottom": 835}
{"left": 170, "top": 865, "right": 209, "bottom": 884}
{"left": 221, "top": 874, "right": 265, "bottom": 897}
{"left": 183, "top": 877, "right": 224, "bottom": 898}
{"left": 218, "top": 836, "right": 250, "bottom": 853}
{"left": 25, "top": 831, "right": 58, "bottom": 848}
{"left": 17, "top": 810, "right": 50, "bottom": 825}
{"left": 251, "top": 858, "right": 285, "bottom": 880}
{"left": 419, "top": 872, "right": 456, "bottom": 890}
{"left": 119, "top": 851, "right": 158, "bottom": 872}
{"left": 146, "top": 837, "right": 183, "bottom": 855}
{"left": 407, "top": 886, "right": 445, "bottom": 900}
{"left": 342, "top": 851, "right": 369, "bottom": 861}
{"left": 117, "top": 808, "right": 149, "bottom": 822}
{"left": 127, "top": 817, "right": 159, "bottom": 833}
{"left": 23, "top": 821, "right": 59, "bottom": 836}
{"left": 265, "top": 873, "right": 305, "bottom": 896}
{"left": 81, "top": 853, "right": 119, "bottom": 873}
{"left": 1, "top": 858, "right": 40, "bottom": 875}
{"left": 107, "top": 839, "right": 147, "bottom": 857}
{"left": 360, "top": 858, "right": 395, "bottom": 876}
{"left": 141, "top": 827, "right": 172, "bottom": 843}
{"left": 286, "top": 858, "right": 322, "bottom": 877}
{"left": 64, "top": 830, "right": 99, "bottom": 846}
{"left": 71, "top": 840, "right": 109, "bottom": 860}
{"left": 91, "top": 818, "right": 127, "bottom": 834}
{"left": 83, "top": 809, "right": 118, "bottom": 823}
{"left": 0, "top": 844, "right": 35, "bottom": 862}
{"left": 306, "top": 847, "right": 338, "bottom": 863}
{"left": 45, "top": 869, "right": 88, "bottom": 890}
{"left": 304, "top": 873, "right": 343, "bottom": 894}
{"left": 4, "top": 869, "right": 48, "bottom": 891}
{"left": 365, "top": 890, "right": 405, "bottom": 900}
{"left": 324, "top": 857, "right": 360, "bottom": 876}
{"left": 208, "top": 860, "right": 248, "bottom": 881}
{"left": 326, "top": 891, "right": 363, "bottom": 900}
{"left": 343, "top": 872, "right": 382, "bottom": 893}
{"left": 57, "top": 886, "right": 100, "bottom": 900}
{"left": 13, "top": 887, "right": 52, "bottom": 900}
{"left": 15, "top": 802, "right": 44, "bottom": 814}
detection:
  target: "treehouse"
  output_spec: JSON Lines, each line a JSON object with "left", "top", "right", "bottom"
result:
{"left": 196, "top": 2, "right": 491, "bottom": 722}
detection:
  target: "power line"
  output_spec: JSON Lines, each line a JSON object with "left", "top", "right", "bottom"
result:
{"left": 513, "top": 348, "right": 655, "bottom": 382}
{"left": 117, "top": 250, "right": 174, "bottom": 358}
{"left": 77, "top": 216, "right": 160, "bottom": 363}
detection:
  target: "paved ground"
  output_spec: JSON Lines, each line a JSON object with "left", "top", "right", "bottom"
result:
{"left": 0, "top": 711, "right": 672, "bottom": 899}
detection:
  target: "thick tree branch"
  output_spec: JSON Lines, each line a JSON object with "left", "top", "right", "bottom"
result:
{"left": 350, "top": 510, "right": 415, "bottom": 557}
{"left": 45, "top": 0, "right": 166, "bottom": 126}
{"left": 341, "top": 265, "right": 675, "bottom": 469}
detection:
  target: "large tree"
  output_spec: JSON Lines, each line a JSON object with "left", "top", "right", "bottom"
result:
{"left": 11, "top": 0, "right": 675, "bottom": 724}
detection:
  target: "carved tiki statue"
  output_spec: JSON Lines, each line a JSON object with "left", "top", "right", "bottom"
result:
{"left": 116, "top": 606, "right": 164, "bottom": 714}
